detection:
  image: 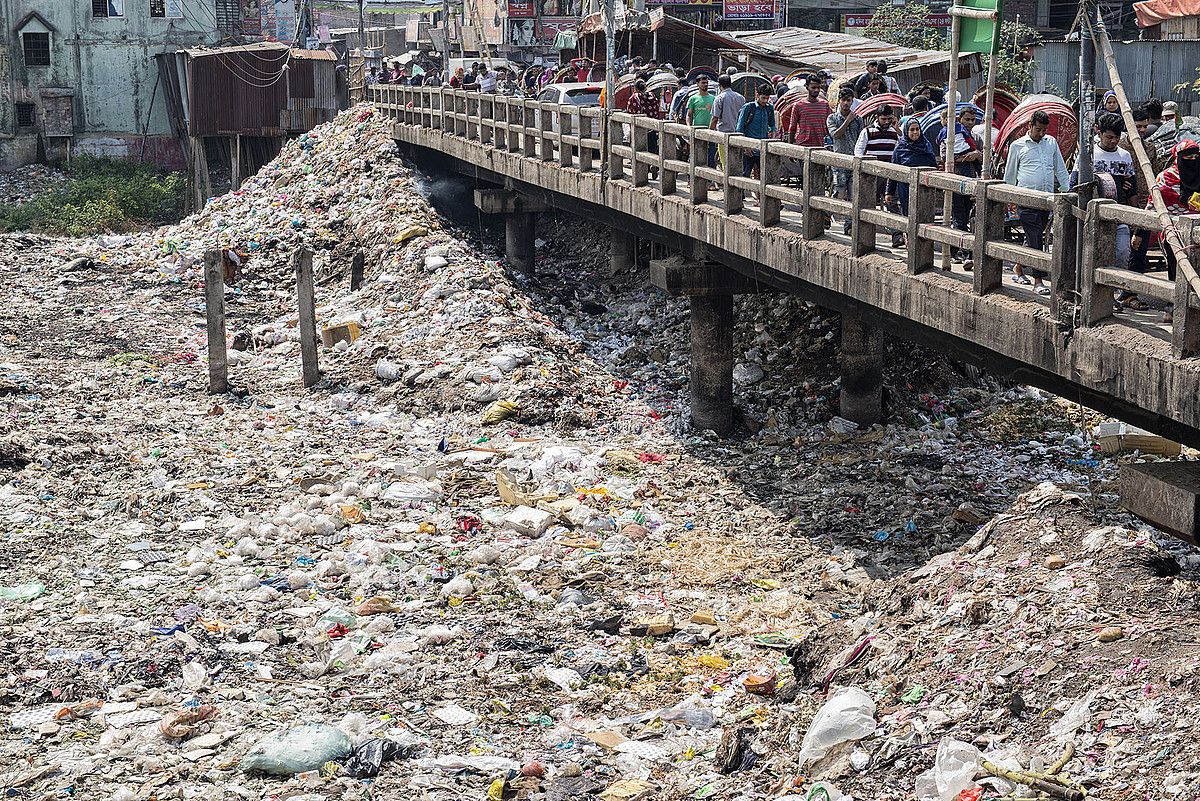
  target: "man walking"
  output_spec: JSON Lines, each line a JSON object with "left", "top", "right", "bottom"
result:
{"left": 854, "top": 104, "right": 901, "bottom": 245}
{"left": 735, "top": 84, "right": 776, "bottom": 182}
{"left": 786, "top": 73, "right": 831, "bottom": 147}
{"left": 1003, "top": 109, "right": 1069, "bottom": 295}
{"left": 710, "top": 74, "right": 746, "bottom": 172}
{"left": 827, "top": 87, "right": 863, "bottom": 234}
{"left": 687, "top": 75, "right": 717, "bottom": 168}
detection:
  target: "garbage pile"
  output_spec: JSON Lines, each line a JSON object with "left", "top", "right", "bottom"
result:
{"left": 2, "top": 106, "right": 1198, "bottom": 801}
{"left": 0, "top": 163, "right": 68, "bottom": 205}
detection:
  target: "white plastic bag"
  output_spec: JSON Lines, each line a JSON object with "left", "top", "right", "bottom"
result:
{"left": 796, "top": 687, "right": 877, "bottom": 767}
{"left": 914, "top": 738, "right": 981, "bottom": 801}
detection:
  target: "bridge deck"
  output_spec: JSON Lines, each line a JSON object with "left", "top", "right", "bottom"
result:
{"left": 372, "top": 87, "right": 1200, "bottom": 446}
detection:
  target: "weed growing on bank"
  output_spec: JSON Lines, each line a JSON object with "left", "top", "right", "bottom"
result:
{"left": 0, "top": 156, "right": 184, "bottom": 236}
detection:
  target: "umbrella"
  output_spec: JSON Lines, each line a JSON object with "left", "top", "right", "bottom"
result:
{"left": 995, "top": 94, "right": 1078, "bottom": 164}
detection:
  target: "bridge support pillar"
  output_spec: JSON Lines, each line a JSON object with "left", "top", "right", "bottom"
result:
{"left": 475, "top": 189, "right": 546, "bottom": 279}
{"left": 690, "top": 293, "right": 735, "bottom": 436}
{"left": 839, "top": 315, "right": 884, "bottom": 427}
{"left": 610, "top": 228, "right": 635, "bottom": 275}
{"left": 649, "top": 255, "right": 780, "bottom": 437}
{"left": 504, "top": 212, "right": 537, "bottom": 277}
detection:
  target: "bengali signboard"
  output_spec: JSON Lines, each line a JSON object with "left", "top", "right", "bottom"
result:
{"left": 507, "top": 0, "right": 535, "bottom": 18}
{"left": 842, "top": 12, "right": 950, "bottom": 32}
{"left": 723, "top": 0, "right": 775, "bottom": 20}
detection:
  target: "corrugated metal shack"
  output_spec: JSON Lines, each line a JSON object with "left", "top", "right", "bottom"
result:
{"left": 576, "top": 11, "right": 752, "bottom": 68}
{"left": 157, "top": 43, "right": 340, "bottom": 210}
{"left": 1032, "top": 39, "right": 1200, "bottom": 113}
{"left": 723, "top": 28, "right": 983, "bottom": 89}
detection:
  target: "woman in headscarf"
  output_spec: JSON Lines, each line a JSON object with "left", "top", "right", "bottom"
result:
{"left": 884, "top": 118, "right": 938, "bottom": 247}
{"left": 1099, "top": 90, "right": 1120, "bottom": 115}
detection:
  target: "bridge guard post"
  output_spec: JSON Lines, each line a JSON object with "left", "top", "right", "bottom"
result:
{"left": 690, "top": 293, "right": 735, "bottom": 436}
{"left": 839, "top": 314, "right": 884, "bottom": 426}
{"left": 973, "top": 179, "right": 1006, "bottom": 294}
{"left": 1174, "top": 218, "right": 1200, "bottom": 358}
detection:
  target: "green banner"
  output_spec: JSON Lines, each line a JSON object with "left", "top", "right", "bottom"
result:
{"left": 957, "top": 0, "right": 1003, "bottom": 54}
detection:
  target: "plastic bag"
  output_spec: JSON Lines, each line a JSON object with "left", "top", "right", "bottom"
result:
{"left": 1049, "top": 692, "right": 1095, "bottom": 740}
{"left": 239, "top": 723, "right": 352, "bottom": 775}
{"left": 340, "top": 737, "right": 417, "bottom": 778}
{"left": 796, "top": 687, "right": 877, "bottom": 767}
{"left": 914, "top": 738, "right": 981, "bottom": 801}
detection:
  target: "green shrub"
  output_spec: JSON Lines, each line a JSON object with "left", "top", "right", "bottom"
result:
{"left": 0, "top": 155, "right": 185, "bottom": 236}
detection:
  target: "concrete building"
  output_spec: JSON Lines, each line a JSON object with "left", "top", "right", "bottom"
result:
{"left": 0, "top": 0, "right": 221, "bottom": 169}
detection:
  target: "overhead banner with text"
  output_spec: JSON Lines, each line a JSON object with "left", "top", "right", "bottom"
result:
{"left": 723, "top": 0, "right": 774, "bottom": 20}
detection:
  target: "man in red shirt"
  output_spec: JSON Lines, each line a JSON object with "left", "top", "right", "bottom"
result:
{"left": 787, "top": 74, "right": 831, "bottom": 147}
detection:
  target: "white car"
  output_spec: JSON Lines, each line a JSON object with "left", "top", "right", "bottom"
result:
{"left": 535, "top": 83, "right": 602, "bottom": 136}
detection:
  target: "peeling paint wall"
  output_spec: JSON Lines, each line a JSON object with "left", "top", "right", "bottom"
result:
{"left": 2, "top": 0, "right": 222, "bottom": 168}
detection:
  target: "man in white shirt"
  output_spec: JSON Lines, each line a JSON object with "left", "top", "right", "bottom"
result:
{"left": 478, "top": 67, "right": 498, "bottom": 93}
{"left": 1003, "top": 109, "right": 1069, "bottom": 294}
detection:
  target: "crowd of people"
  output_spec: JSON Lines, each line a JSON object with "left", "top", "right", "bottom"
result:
{"left": 372, "top": 52, "right": 1191, "bottom": 318}
{"left": 612, "top": 58, "right": 1189, "bottom": 315}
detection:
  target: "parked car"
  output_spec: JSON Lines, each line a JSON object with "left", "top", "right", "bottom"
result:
{"left": 534, "top": 83, "right": 602, "bottom": 137}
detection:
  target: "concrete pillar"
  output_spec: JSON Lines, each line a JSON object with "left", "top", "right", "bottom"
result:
{"left": 839, "top": 315, "right": 884, "bottom": 426}
{"left": 505, "top": 211, "right": 536, "bottom": 277}
{"left": 690, "top": 293, "right": 735, "bottom": 436}
{"left": 610, "top": 228, "right": 635, "bottom": 275}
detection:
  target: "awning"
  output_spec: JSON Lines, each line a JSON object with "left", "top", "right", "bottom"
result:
{"left": 1133, "top": 0, "right": 1200, "bottom": 27}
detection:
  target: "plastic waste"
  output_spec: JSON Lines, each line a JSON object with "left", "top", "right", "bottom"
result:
{"left": 914, "top": 738, "right": 981, "bottom": 801}
{"left": 340, "top": 737, "right": 418, "bottom": 778}
{"left": 1049, "top": 692, "right": 1095, "bottom": 740}
{"left": 796, "top": 687, "right": 877, "bottom": 766}
{"left": 239, "top": 723, "right": 352, "bottom": 775}
{"left": 0, "top": 582, "right": 45, "bottom": 601}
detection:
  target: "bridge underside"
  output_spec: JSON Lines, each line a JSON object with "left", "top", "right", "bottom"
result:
{"left": 398, "top": 134, "right": 1200, "bottom": 449}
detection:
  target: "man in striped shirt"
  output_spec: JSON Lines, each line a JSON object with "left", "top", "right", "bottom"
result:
{"left": 786, "top": 74, "right": 831, "bottom": 147}
{"left": 853, "top": 105, "right": 901, "bottom": 246}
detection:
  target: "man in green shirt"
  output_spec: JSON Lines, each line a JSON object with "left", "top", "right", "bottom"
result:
{"left": 687, "top": 75, "right": 716, "bottom": 167}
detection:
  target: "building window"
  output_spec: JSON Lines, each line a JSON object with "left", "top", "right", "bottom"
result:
{"left": 151, "top": 0, "right": 165, "bottom": 17}
{"left": 15, "top": 103, "right": 35, "bottom": 128}
{"left": 93, "top": 0, "right": 125, "bottom": 17}
{"left": 22, "top": 32, "right": 50, "bottom": 66}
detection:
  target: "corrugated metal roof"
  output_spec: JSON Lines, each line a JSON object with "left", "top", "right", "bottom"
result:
{"left": 723, "top": 27, "right": 973, "bottom": 79}
{"left": 577, "top": 12, "right": 751, "bottom": 52}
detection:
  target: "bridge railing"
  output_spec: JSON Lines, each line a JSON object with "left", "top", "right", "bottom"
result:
{"left": 372, "top": 86, "right": 1200, "bottom": 357}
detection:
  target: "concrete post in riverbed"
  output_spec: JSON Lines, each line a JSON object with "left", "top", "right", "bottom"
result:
{"left": 203, "top": 250, "right": 228, "bottom": 395}
{"left": 839, "top": 314, "right": 884, "bottom": 426}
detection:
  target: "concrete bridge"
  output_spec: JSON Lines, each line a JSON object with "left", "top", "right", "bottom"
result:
{"left": 370, "top": 85, "right": 1200, "bottom": 458}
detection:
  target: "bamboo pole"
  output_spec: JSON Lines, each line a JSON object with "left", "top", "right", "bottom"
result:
{"left": 1086, "top": 13, "right": 1200, "bottom": 311}
{"left": 940, "top": 12, "right": 962, "bottom": 269}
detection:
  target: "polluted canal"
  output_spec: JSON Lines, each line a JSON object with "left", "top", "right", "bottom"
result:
{"left": 2, "top": 106, "right": 1200, "bottom": 800}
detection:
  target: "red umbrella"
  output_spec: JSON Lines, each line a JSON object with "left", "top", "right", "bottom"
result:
{"left": 995, "top": 94, "right": 1078, "bottom": 164}
{"left": 853, "top": 93, "right": 908, "bottom": 121}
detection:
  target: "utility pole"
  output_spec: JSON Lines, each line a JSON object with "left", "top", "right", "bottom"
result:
{"left": 603, "top": 0, "right": 615, "bottom": 112}
{"left": 357, "top": 0, "right": 367, "bottom": 100}
{"left": 1078, "top": 0, "right": 1095, "bottom": 191}
{"left": 1076, "top": 0, "right": 1095, "bottom": 292}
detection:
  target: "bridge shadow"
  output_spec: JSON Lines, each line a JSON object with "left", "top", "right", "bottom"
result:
{"left": 409, "top": 159, "right": 1124, "bottom": 579}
